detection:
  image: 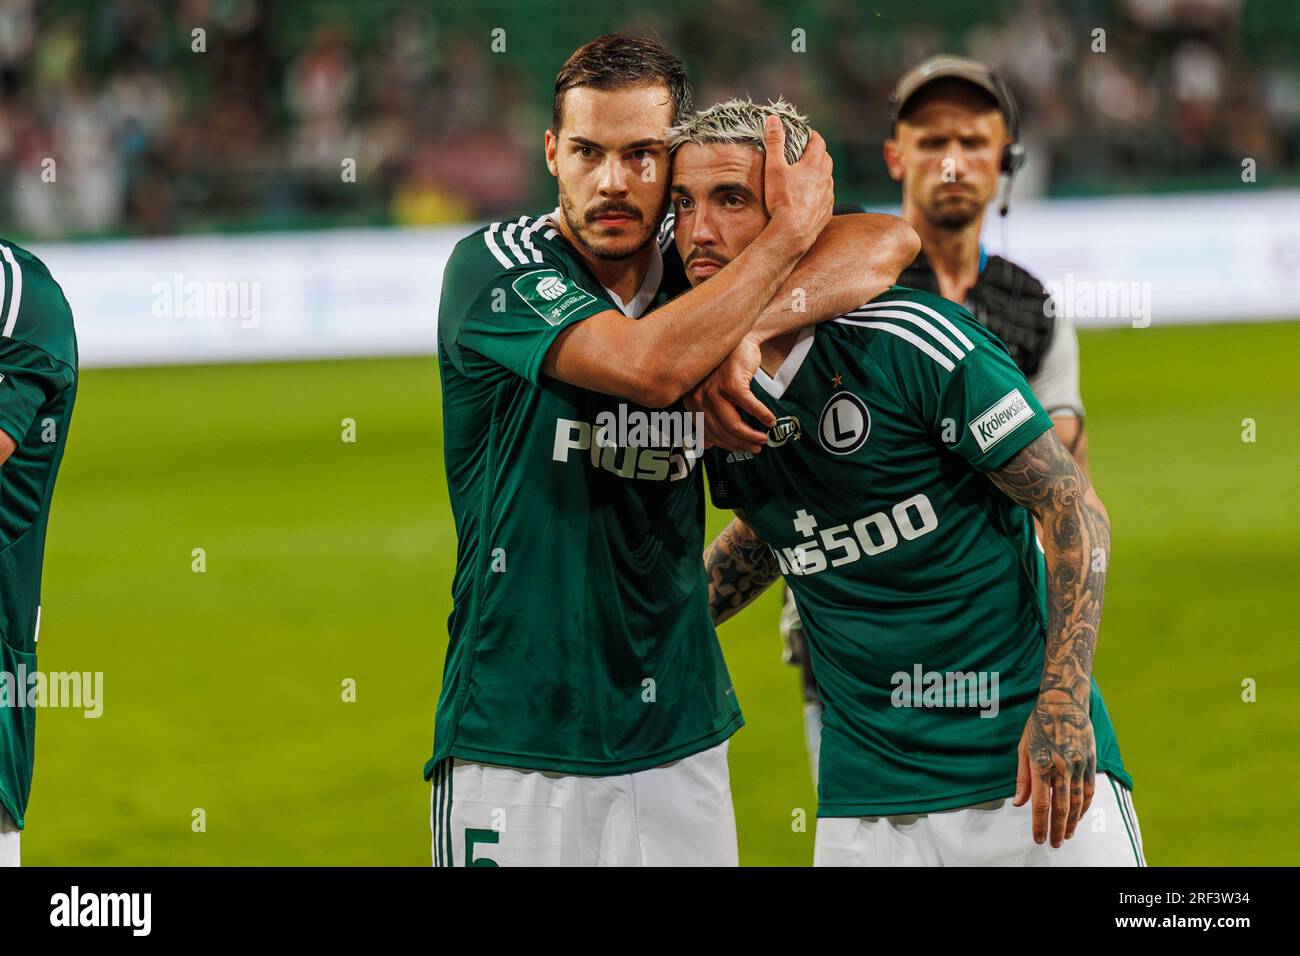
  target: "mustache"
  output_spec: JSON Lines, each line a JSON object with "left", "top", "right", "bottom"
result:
{"left": 685, "top": 249, "right": 728, "bottom": 268}
{"left": 585, "top": 202, "right": 643, "bottom": 223}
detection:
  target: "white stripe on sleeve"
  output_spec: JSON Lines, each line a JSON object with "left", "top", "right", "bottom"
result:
{"left": 501, "top": 222, "right": 529, "bottom": 265}
{"left": 517, "top": 217, "right": 544, "bottom": 263}
{"left": 483, "top": 223, "right": 514, "bottom": 269}
{"left": 856, "top": 298, "right": 977, "bottom": 352}
{"left": 834, "top": 318, "right": 956, "bottom": 372}
{"left": 1, "top": 245, "right": 22, "bottom": 338}
{"left": 845, "top": 307, "right": 966, "bottom": 361}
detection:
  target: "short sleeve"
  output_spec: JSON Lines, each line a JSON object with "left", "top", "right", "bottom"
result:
{"left": 0, "top": 338, "right": 71, "bottom": 446}
{"left": 438, "top": 232, "right": 610, "bottom": 385}
{"left": 1027, "top": 313, "right": 1084, "bottom": 420}
{"left": 936, "top": 340, "right": 1054, "bottom": 472}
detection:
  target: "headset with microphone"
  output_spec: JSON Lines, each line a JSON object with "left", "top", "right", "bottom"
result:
{"left": 888, "top": 56, "right": 1025, "bottom": 217}
{"left": 991, "top": 71, "right": 1024, "bottom": 217}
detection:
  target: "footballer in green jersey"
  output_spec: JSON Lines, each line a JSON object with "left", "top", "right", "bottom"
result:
{"left": 428, "top": 35, "right": 918, "bottom": 866}
{"left": 0, "top": 239, "right": 78, "bottom": 865}
{"left": 776, "top": 56, "right": 1100, "bottom": 790}
{"left": 670, "top": 99, "right": 1143, "bottom": 865}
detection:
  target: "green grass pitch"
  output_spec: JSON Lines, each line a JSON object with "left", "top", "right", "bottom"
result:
{"left": 22, "top": 320, "right": 1300, "bottom": 865}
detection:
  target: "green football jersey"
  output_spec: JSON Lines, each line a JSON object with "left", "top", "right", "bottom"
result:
{"left": 708, "top": 286, "right": 1129, "bottom": 817}
{"left": 0, "top": 239, "right": 78, "bottom": 829}
{"left": 429, "top": 213, "right": 742, "bottom": 779}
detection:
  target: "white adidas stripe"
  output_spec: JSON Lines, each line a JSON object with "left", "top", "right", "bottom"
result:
{"left": 501, "top": 221, "right": 529, "bottom": 265}
{"left": 1, "top": 244, "right": 22, "bottom": 338}
{"left": 483, "top": 222, "right": 513, "bottom": 268}
{"left": 856, "top": 298, "right": 977, "bottom": 352}
{"left": 845, "top": 307, "right": 965, "bottom": 361}
{"left": 658, "top": 212, "right": 676, "bottom": 251}
{"left": 517, "top": 217, "right": 544, "bottom": 264}
{"left": 834, "top": 317, "right": 956, "bottom": 371}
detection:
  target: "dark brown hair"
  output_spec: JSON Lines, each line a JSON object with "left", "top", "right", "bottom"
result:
{"left": 552, "top": 33, "right": 692, "bottom": 134}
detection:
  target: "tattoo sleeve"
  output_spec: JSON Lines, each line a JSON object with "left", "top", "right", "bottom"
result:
{"left": 988, "top": 430, "right": 1110, "bottom": 767}
{"left": 704, "top": 515, "right": 783, "bottom": 626}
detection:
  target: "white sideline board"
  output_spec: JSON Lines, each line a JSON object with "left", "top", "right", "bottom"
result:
{"left": 27, "top": 188, "right": 1300, "bottom": 369}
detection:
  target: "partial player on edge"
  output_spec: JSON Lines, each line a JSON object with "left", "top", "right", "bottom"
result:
{"left": 0, "top": 238, "right": 79, "bottom": 868}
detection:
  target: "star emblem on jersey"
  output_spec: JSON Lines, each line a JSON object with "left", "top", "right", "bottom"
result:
{"left": 830, "top": 371, "right": 843, "bottom": 387}
{"left": 817, "top": 391, "right": 871, "bottom": 455}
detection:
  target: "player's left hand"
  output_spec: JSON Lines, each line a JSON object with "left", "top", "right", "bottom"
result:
{"left": 685, "top": 335, "right": 775, "bottom": 453}
{"left": 1012, "top": 692, "right": 1096, "bottom": 847}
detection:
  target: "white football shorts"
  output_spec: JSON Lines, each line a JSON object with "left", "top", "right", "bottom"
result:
{"left": 0, "top": 807, "right": 19, "bottom": 868}
{"left": 814, "top": 772, "right": 1145, "bottom": 866}
{"left": 430, "top": 740, "right": 738, "bottom": 867}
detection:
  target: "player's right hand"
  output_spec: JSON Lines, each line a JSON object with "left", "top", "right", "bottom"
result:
{"left": 686, "top": 334, "right": 776, "bottom": 453}
{"left": 762, "top": 116, "right": 834, "bottom": 250}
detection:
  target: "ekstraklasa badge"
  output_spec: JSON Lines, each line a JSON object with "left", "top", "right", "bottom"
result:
{"left": 513, "top": 269, "right": 598, "bottom": 326}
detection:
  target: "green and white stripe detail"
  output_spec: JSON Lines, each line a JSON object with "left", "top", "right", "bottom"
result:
{"left": 431, "top": 758, "right": 455, "bottom": 867}
{"left": 1108, "top": 775, "right": 1146, "bottom": 866}
{"left": 0, "top": 243, "right": 23, "bottom": 338}
{"left": 838, "top": 299, "right": 977, "bottom": 372}
{"left": 483, "top": 215, "right": 559, "bottom": 269}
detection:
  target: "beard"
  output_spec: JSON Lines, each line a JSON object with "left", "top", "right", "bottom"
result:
{"left": 925, "top": 186, "right": 983, "bottom": 229}
{"left": 558, "top": 184, "right": 658, "bottom": 261}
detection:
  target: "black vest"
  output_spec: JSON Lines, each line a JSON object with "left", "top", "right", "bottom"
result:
{"left": 897, "top": 249, "right": 1055, "bottom": 377}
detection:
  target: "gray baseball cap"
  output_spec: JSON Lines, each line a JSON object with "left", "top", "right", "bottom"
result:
{"left": 888, "top": 54, "right": 1016, "bottom": 131}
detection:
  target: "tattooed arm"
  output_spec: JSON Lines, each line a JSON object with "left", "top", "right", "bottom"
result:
{"left": 704, "top": 513, "right": 783, "bottom": 627}
{"left": 987, "top": 429, "right": 1111, "bottom": 848}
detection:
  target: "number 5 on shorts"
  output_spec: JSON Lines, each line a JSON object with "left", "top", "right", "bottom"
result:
{"left": 465, "top": 828, "right": 500, "bottom": 867}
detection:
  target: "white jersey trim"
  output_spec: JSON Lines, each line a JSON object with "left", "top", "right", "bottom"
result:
{"left": 501, "top": 220, "right": 529, "bottom": 265}
{"left": 657, "top": 211, "right": 676, "bottom": 253}
{"left": 845, "top": 306, "right": 966, "bottom": 361}
{"left": 541, "top": 207, "right": 563, "bottom": 240}
{"left": 483, "top": 222, "right": 514, "bottom": 269}
{"left": 1, "top": 244, "right": 23, "bottom": 338}
{"left": 517, "top": 216, "right": 545, "bottom": 264}
{"left": 834, "top": 317, "right": 957, "bottom": 372}
{"left": 754, "top": 327, "right": 816, "bottom": 399}
{"left": 484, "top": 215, "right": 558, "bottom": 268}
{"left": 603, "top": 242, "right": 662, "bottom": 319}
{"left": 855, "top": 298, "right": 977, "bottom": 352}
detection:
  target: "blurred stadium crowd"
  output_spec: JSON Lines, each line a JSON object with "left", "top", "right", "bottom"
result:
{"left": 1, "top": 0, "right": 1296, "bottom": 239}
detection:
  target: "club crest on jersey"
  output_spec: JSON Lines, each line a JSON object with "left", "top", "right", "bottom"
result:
{"left": 512, "top": 269, "right": 598, "bottom": 326}
{"left": 767, "top": 416, "right": 802, "bottom": 447}
{"left": 817, "top": 391, "right": 870, "bottom": 455}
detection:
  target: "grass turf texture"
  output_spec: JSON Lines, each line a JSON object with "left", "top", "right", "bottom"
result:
{"left": 23, "top": 321, "right": 1300, "bottom": 865}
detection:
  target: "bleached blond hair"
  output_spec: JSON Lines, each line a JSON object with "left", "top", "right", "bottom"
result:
{"left": 665, "top": 97, "right": 811, "bottom": 165}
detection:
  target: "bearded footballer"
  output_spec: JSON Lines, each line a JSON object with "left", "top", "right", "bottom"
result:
{"left": 673, "top": 98, "right": 1143, "bottom": 866}
{"left": 429, "top": 34, "right": 917, "bottom": 866}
